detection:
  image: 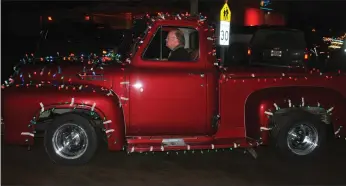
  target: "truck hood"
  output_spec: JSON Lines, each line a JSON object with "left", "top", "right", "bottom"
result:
{"left": 7, "top": 61, "right": 125, "bottom": 89}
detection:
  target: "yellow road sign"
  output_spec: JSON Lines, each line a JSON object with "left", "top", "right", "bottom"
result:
{"left": 220, "top": 3, "right": 231, "bottom": 22}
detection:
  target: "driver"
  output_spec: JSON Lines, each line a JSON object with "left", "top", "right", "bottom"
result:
{"left": 165, "top": 29, "right": 191, "bottom": 61}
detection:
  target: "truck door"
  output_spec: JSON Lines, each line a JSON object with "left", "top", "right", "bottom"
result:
{"left": 128, "top": 26, "right": 208, "bottom": 136}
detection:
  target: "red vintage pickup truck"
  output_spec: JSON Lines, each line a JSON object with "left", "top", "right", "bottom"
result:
{"left": 2, "top": 13, "right": 346, "bottom": 165}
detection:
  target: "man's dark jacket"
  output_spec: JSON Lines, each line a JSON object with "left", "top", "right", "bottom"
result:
{"left": 168, "top": 46, "right": 191, "bottom": 61}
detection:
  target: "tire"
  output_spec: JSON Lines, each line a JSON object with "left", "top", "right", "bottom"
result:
{"left": 44, "top": 113, "right": 98, "bottom": 165}
{"left": 270, "top": 109, "right": 327, "bottom": 160}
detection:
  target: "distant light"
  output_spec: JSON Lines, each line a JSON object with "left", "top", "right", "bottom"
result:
{"left": 328, "top": 45, "right": 341, "bottom": 49}
{"left": 245, "top": 8, "right": 261, "bottom": 26}
{"left": 312, "top": 28, "right": 316, "bottom": 32}
{"left": 260, "top": 7, "right": 273, "bottom": 11}
{"left": 48, "top": 16, "right": 52, "bottom": 21}
{"left": 304, "top": 54, "right": 308, "bottom": 60}
{"left": 85, "top": 16, "right": 90, "bottom": 21}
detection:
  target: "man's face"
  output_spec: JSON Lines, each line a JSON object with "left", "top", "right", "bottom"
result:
{"left": 166, "top": 31, "right": 179, "bottom": 50}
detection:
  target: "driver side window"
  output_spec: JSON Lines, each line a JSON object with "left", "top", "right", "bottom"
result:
{"left": 142, "top": 26, "right": 199, "bottom": 62}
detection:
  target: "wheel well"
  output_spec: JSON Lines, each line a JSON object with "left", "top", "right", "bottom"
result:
{"left": 273, "top": 107, "right": 331, "bottom": 125}
{"left": 244, "top": 86, "right": 344, "bottom": 141}
{"left": 35, "top": 108, "right": 104, "bottom": 133}
{"left": 269, "top": 107, "right": 335, "bottom": 140}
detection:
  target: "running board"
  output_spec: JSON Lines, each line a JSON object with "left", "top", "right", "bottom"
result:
{"left": 126, "top": 136, "right": 261, "bottom": 153}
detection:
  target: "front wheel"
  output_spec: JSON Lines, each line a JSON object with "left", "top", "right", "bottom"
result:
{"left": 44, "top": 113, "right": 98, "bottom": 165}
{"left": 270, "top": 110, "right": 327, "bottom": 159}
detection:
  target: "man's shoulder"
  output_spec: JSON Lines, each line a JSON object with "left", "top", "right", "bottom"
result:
{"left": 169, "top": 47, "right": 191, "bottom": 61}
{"left": 174, "top": 47, "right": 189, "bottom": 54}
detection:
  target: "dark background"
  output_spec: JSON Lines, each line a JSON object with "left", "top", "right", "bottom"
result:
{"left": 2, "top": 0, "right": 346, "bottom": 37}
{"left": 1, "top": 0, "right": 346, "bottom": 79}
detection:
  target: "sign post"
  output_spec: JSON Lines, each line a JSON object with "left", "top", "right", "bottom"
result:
{"left": 219, "top": 0, "right": 231, "bottom": 66}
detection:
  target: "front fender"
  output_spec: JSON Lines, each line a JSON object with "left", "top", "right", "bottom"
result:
{"left": 2, "top": 84, "right": 125, "bottom": 151}
{"left": 245, "top": 86, "right": 346, "bottom": 144}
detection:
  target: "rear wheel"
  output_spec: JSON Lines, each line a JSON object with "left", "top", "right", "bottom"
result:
{"left": 270, "top": 110, "right": 327, "bottom": 159}
{"left": 44, "top": 113, "right": 98, "bottom": 165}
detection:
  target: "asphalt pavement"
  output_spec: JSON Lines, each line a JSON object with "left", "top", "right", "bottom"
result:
{"left": 2, "top": 138, "right": 346, "bottom": 186}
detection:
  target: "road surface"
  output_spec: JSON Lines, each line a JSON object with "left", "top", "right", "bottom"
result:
{"left": 2, "top": 138, "right": 346, "bottom": 185}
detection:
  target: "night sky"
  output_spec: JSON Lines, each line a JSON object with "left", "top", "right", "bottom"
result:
{"left": 284, "top": 1, "right": 346, "bottom": 31}
{"left": 2, "top": 1, "right": 346, "bottom": 30}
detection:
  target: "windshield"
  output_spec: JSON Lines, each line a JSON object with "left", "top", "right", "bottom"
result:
{"left": 130, "top": 26, "right": 151, "bottom": 58}
{"left": 127, "top": 17, "right": 152, "bottom": 60}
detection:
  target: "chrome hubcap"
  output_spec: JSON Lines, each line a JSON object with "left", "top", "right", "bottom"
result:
{"left": 52, "top": 123, "right": 88, "bottom": 159}
{"left": 287, "top": 123, "right": 319, "bottom": 156}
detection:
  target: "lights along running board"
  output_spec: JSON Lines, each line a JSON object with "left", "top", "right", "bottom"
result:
{"left": 126, "top": 136, "right": 214, "bottom": 145}
{"left": 126, "top": 137, "right": 260, "bottom": 153}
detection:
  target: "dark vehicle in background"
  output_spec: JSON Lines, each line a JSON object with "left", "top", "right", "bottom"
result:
{"left": 248, "top": 27, "right": 309, "bottom": 67}
{"left": 220, "top": 26, "right": 309, "bottom": 68}
{"left": 218, "top": 25, "right": 256, "bottom": 66}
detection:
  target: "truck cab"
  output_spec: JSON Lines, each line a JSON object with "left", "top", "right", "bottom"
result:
{"left": 123, "top": 15, "right": 218, "bottom": 137}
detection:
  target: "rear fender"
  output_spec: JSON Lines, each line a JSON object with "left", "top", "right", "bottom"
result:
{"left": 245, "top": 86, "right": 346, "bottom": 144}
{"left": 2, "top": 85, "right": 125, "bottom": 151}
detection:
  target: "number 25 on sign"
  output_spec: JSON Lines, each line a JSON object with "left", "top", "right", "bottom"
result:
{"left": 219, "top": 2, "right": 231, "bottom": 46}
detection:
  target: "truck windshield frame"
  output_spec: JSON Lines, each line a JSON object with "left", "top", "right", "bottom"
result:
{"left": 130, "top": 26, "right": 151, "bottom": 59}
